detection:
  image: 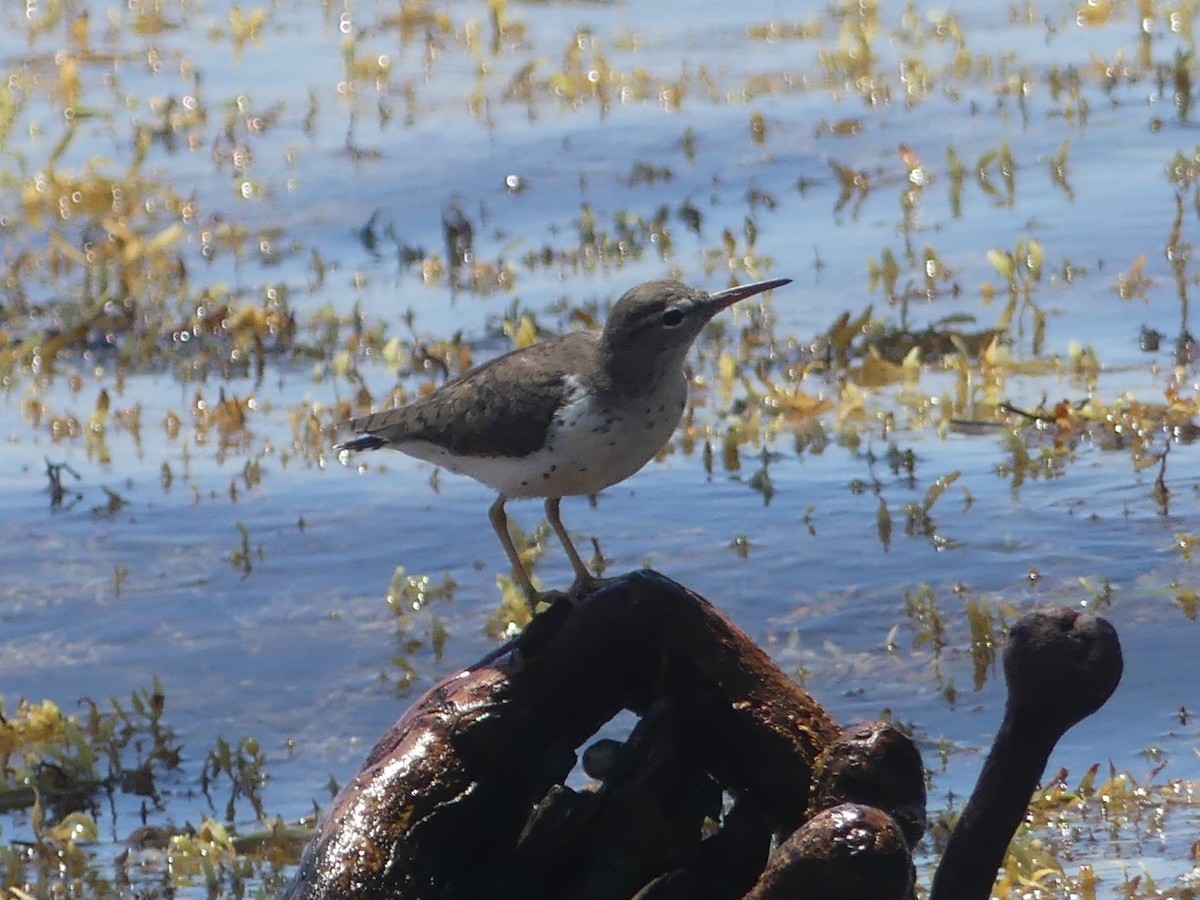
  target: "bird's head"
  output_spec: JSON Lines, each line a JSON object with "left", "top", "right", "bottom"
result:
{"left": 600, "top": 278, "right": 791, "bottom": 386}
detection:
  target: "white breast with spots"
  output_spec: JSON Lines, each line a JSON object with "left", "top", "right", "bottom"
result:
{"left": 406, "top": 373, "right": 689, "bottom": 499}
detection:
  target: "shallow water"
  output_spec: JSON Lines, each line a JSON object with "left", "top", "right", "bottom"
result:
{"left": 2, "top": 0, "right": 1200, "bottom": 895}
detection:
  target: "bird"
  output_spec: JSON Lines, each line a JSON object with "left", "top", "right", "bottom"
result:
{"left": 335, "top": 276, "right": 791, "bottom": 608}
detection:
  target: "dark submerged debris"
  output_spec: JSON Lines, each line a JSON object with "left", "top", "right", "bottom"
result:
{"left": 44, "top": 457, "right": 82, "bottom": 508}
{"left": 929, "top": 607, "right": 1124, "bottom": 900}
{"left": 742, "top": 804, "right": 912, "bottom": 900}
{"left": 284, "top": 570, "right": 840, "bottom": 899}
{"left": 284, "top": 573, "right": 1121, "bottom": 900}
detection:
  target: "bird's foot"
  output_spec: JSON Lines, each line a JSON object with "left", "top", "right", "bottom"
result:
{"left": 567, "top": 573, "right": 616, "bottom": 600}
{"left": 526, "top": 588, "right": 573, "bottom": 616}
{"left": 517, "top": 577, "right": 614, "bottom": 658}
{"left": 518, "top": 589, "right": 576, "bottom": 658}
{"left": 522, "top": 574, "right": 612, "bottom": 618}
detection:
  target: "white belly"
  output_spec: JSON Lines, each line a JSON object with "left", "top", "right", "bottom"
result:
{"left": 398, "top": 374, "right": 688, "bottom": 499}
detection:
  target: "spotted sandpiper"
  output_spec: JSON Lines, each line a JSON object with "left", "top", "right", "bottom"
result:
{"left": 336, "top": 277, "right": 791, "bottom": 608}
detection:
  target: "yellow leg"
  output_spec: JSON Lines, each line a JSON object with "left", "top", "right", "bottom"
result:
{"left": 489, "top": 495, "right": 538, "bottom": 606}
{"left": 545, "top": 497, "right": 596, "bottom": 593}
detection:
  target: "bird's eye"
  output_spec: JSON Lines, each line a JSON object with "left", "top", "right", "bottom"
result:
{"left": 662, "top": 308, "right": 684, "bottom": 328}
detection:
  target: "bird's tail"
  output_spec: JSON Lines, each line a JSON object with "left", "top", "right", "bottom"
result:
{"left": 334, "top": 434, "right": 386, "bottom": 453}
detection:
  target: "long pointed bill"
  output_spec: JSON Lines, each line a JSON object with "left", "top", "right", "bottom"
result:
{"left": 708, "top": 277, "right": 792, "bottom": 311}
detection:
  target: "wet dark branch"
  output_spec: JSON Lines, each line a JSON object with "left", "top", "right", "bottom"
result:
{"left": 284, "top": 574, "right": 1121, "bottom": 900}
{"left": 929, "top": 608, "right": 1123, "bottom": 900}
{"left": 284, "top": 570, "right": 839, "bottom": 900}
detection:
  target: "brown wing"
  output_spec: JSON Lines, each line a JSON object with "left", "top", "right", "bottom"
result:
{"left": 347, "top": 332, "right": 594, "bottom": 458}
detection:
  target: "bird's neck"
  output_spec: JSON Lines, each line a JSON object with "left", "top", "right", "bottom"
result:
{"left": 598, "top": 340, "right": 689, "bottom": 401}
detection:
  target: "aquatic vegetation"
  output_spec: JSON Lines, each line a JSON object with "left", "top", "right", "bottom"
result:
{"left": 0, "top": 682, "right": 293, "bottom": 896}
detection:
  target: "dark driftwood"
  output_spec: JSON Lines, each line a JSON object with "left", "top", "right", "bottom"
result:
{"left": 806, "top": 721, "right": 926, "bottom": 851}
{"left": 284, "top": 571, "right": 1122, "bottom": 900}
{"left": 285, "top": 570, "right": 840, "bottom": 900}
{"left": 634, "top": 719, "right": 926, "bottom": 900}
{"left": 929, "top": 607, "right": 1123, "bottom": 900}
{"left": 742, "top": 803, "right": 912, "bottom": 900}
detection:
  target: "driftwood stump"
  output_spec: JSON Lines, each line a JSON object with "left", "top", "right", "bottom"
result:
{"left": 284, "top": 570, "right": 857, "bottom": 899}
{"left": 284, "top": 571, "right": 1121, "bottom": 900}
